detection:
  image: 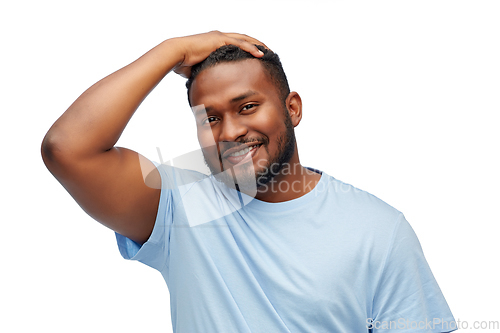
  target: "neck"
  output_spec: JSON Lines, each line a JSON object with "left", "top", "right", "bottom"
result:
{"left": 253, "top": 158, "right": 321, "bottom": 203}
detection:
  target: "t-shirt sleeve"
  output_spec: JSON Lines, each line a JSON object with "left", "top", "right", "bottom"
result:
{"left": 371, "top": 214, "right": 457, "bottom": 333}
{"left": 115, "top": 162, "right": 172, "bottom": 272}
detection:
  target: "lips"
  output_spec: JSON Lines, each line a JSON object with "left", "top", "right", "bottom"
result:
{"left": 221, "top": 142, "right": 262, "bottom": 159}
{"left": 222, "top": 143, "right": 262, "bottom": 165}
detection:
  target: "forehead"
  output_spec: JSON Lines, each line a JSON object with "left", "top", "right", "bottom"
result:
{"left": 189, "top": 59, "right": 278, "bottom": 106}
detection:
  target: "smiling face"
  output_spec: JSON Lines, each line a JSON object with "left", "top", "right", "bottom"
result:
{"left": 189, "top": 59, "right": 300, "bottom": 193}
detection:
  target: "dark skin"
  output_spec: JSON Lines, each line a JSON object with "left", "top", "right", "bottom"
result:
{"left": 190, "top": 59, "right": 320, "bottom": 203}
{"left": 41, "top": 31, "right": 318, "bottom": 246}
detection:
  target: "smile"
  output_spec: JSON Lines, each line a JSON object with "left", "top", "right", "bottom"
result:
{"left": 224, "top": 144, "right": 262, "bottom": 165}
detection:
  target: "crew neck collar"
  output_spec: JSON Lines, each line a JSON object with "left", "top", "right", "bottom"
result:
{"left": 243, "top": 168, "right": 326, "bottom": 212}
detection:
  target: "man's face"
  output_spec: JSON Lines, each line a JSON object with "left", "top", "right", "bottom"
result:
{"left": 189, "top": 59, "right": 296, "bottom": 192}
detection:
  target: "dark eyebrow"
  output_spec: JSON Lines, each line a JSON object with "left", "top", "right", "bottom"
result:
{"left": 230, "top": 90, "right": 258, "bottom": 103}
{"left": 192, "top": 90, "right": 258, "bottom": 117}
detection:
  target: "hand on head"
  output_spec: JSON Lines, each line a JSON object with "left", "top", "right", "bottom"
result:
{"left": 172, "top": 31, "right": 268, "bottom": 78}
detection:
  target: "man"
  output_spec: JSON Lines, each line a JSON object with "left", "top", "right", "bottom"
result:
{"left": 42, "top": 31, "right": 456, "bottom": 332}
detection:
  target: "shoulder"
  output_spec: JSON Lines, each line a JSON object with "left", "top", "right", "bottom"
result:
{"left": 323, "top": 172, "right": 401, "bottom": 215}
{"left": 318, "top": 171, "right": 403, "bottom": 236}
{"left": 156, "top": 163, "right": 209, "bottom": 188}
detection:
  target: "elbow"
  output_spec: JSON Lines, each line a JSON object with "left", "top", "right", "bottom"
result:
{"left": 41, "top": 130, "right": 68, "bottom": 170}
{"left": 41, "top": 132, "right": 59, "bottom": 171}
{"left": 41, "top": 133, "right": 56, "bottom": 164}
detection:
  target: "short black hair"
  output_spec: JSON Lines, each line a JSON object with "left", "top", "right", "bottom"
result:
{"left": 186, "top": 44, "right": 290, "bottom": 107}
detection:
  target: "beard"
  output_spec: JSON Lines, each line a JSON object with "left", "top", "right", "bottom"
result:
{"left": 202, "top": 111, "right": 296, "bottom": 194}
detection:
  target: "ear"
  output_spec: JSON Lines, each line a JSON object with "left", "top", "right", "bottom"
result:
{"left": 285, "top": 91, "right": 302, "bottom": 127}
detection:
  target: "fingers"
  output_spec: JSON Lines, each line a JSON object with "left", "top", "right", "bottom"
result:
{"left": 172, "top": 31, "right": 270, "bottom": 79}
{"left": 225, "top": 32, "right": 268, "bottom": 49}
{"left": 223, "top": 32, "right": 270, "bottom": 57}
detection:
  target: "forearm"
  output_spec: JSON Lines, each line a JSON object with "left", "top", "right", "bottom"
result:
{"left": 43, "top": 38, "right": 183, "bottom": 160}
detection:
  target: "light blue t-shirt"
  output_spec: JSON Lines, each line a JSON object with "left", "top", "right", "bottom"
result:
{"left": 116, "top": 165, "right": 456, "bottom": 333}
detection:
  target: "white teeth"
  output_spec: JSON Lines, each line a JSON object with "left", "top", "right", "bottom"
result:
{"left": 229, "top": 147, "right": 249, "bottom": 157}
{"left": 228, "top": 145, "right": 258, "bottom": 157}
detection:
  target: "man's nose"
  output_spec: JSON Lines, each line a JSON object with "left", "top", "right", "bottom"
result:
{"left": 218, "top": 115, "right": 247, "bottom": 142}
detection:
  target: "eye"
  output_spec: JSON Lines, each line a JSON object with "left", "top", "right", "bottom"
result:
{"left": 202, "top": 116, "right": 219, "bottom": 125}
{"left": 241, "top": 104, "right": 257, "bottom": 112}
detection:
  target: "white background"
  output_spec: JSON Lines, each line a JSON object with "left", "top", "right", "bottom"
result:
{"left": 2, "top": 0, "right": 499, "bottom": 332}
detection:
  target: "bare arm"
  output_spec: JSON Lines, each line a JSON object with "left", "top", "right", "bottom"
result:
{"left": 41, "top": 31, "right": 265, "bottom": 244}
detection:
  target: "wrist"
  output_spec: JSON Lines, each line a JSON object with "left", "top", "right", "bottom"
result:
{"left": 159, "top": 38, "right": 187, "bottom": 70}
